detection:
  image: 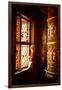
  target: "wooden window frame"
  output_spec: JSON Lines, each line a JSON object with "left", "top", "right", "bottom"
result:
{"left": 15, "top": 13, "right": 32, "bottom": 74}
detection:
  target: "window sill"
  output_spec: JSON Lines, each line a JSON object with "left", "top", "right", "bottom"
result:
{"left": 15, "top": 61, "right": 32, "bottom": 74}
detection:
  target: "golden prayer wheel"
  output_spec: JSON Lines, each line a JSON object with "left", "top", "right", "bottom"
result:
{"left": 45, "top": 7, "right": 59, "bottom": 80}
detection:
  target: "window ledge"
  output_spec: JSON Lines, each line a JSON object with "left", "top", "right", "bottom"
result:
{"left": 15, "top": 61, "right": 32, "bottom": 74}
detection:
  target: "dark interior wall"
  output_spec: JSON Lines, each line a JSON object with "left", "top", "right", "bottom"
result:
{"left": 40, "top": 15, "right": 47, "bottom": 72}
{"left": 11, "top": 5, "right": 16, "bottom": 84}
{"left": 33, "top": 14, "right": 48, "bottom": 80}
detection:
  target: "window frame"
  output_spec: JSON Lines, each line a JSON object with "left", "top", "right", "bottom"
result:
{"left": 15, "top": 12, "right": 32, "bottom": 74}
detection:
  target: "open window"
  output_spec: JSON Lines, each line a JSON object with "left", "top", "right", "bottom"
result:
{"left": 15, "top": 12, "right": 34, "bottom": 74}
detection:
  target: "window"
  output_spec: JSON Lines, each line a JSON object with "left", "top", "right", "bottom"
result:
{"left": 15, "top": 13, "right": 34, "bottom": 74}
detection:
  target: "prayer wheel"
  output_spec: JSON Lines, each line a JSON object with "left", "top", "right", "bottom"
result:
{"left": 45, "top": 7, "right": 59, "bottom": 80}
